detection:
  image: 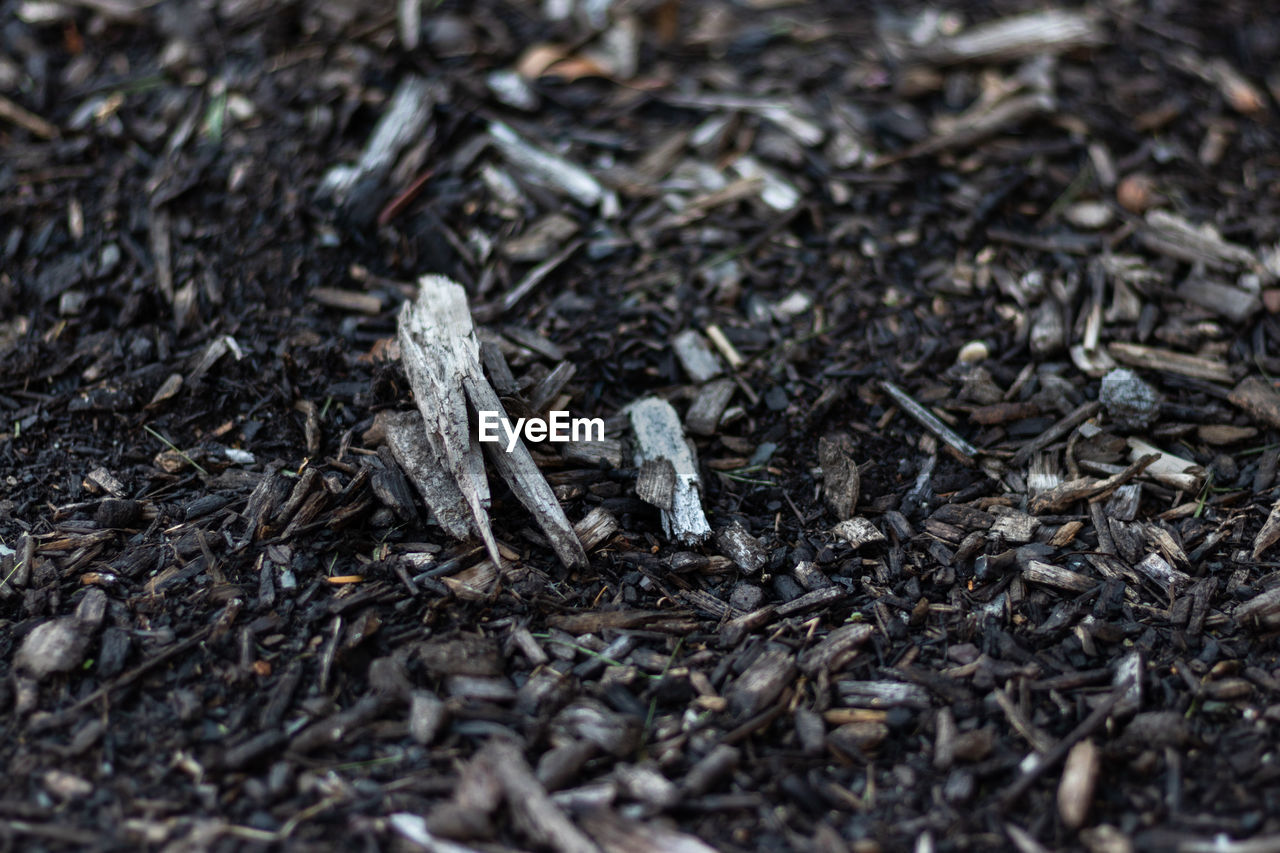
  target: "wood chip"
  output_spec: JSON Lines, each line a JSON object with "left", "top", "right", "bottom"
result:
{"left": 479, "top": 739, "right": 601, "bottom": 853}
{"left": 1229, "top": 377, "right": 1280, "bottom": 429}
{"left": 1126, "top": 439, "right": 1205, "bottom": 493}
{"left": 704, "top": 325, "right": 745, "bottom": 369}
{"left": 1107, "top": 342, "right": 1233, "bottom": 384}
{"left": 716, "top": 521, "right": 767, "bottom": 574}
{"left": 1023, "top": 560, "right": 1095, "bottom": 593}
{"left": 1028, "top": 453, "right": 1158, "bottom": 514}
{"left": 685, "top": 378, "right": 735, "bottom": 436}
{"left": 727, "top": 647, "right": 796, "bottom": 718}
{"left": 1138, "top": 209, "right": 1260, "bottom": 273}
{"left": 489, "top": 121, "right": 605, "bottom": 208}
{"left": 880, "top": 380, "right": 978, "bottom": 458}
{"left": 818, "top": 436, "right": 860, "bottom": 521}
{"left": 1176, "top": 276, "right": 1261, "bottom": 324}
{"left": 832, "top": 518, "right": 886, "bottom": 549}
{"left": 0, "top": 92, "right": 60, "bottom": 139}
{"left": 1237, "top": 586, "right": 1280, "bottom": 631}
{"left": 311, "top": 287, "right": 384, "bottom": 314}
{"left": 628, "top": 397, "right": 710, "bottom": 544}
{"left": 913, "top": 9, "right": 1104, "bottom": 66}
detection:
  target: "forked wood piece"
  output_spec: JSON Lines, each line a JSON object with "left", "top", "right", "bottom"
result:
{"left": 397, "top": 275, "right": 586, "bottom": 569}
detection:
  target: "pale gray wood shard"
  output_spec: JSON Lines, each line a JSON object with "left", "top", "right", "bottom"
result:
{"left": 398, "top": 275, "right": 500, "bottom": 566}
{"left": 488, "top": 120, "right": 604, "bottom": 208}
{"left": 1140, "top": 209, "right": 1261, "bottom": 273}
{"left": 716, "top": 521, "right": 766, "bottom": 574}
{"left": 832, "top": 518, "right": 886, "bottom": 549}
{"left": 1134, "top": 552, "right": 1191, "bottom": 595}
{"left": 383, "top": 410, "right": 472, "bottom": 541}
{"left": 628, "top": 397, "right": 710, "bottom": 544}
{"left": 397, "top": 275, "right": 586, "bottom": 570}
{"left": 914, "top": 10, "right": 1103, "bottom": 66}
{"left": 318, "top": 76, "right": 440, "bottom": 204}
{"left": 465, "top": 371, "right": 588, "bottom": 570}
{"left": 836, "top": 679, "right": 931, "bottom": 710}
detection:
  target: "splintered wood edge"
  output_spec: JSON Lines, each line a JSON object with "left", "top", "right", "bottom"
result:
{"left": 465, "top": 374, "right": 588, "bottom": 569}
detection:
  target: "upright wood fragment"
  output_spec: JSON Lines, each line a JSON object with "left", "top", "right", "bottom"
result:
{"left": 397, "top": 275, "right": 586, "bottom": 570}
{"left": 465, "top": 368, "right": 588, "bottom": 570}
{"left": 628, "top": 397, "right": 710, "bottom": 544}
{"left": 398, "top": 276, "right": 499, "bottom": 566}
{"left": 1253, "top": 497, "right": 1280, "bottom": 560}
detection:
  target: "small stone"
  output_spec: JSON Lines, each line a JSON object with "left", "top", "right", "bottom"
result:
{"left": 1117, "top": 174, "right": 1156, "bottom": 214}
{"left": 16, "top": 617, "right": 90, "bottom": 679}
{"left": 98, "top": 243, "right": 121, "bottom": 276}
{"left": 764, "top": 386, "right": 788, "bottom": 411}
{"left": 43, "top": 769, "right": 93, "bottom": 800}
{"left": 729, "top": 582, "right": 763, "bottom": 612}
{"left": 59, "top": 290, "right": 88, "bottom": 315}
{"left": 952, "top": 727, "right": 995, "bottom": 762}
{"left": 956, "top": 340, "right": 989, "bottom": 364}
{"left": 1065, "top": 201, "right": 1114, "bottom": 230}
{"left": 1100, "top": 368, "right": 1159, "bottom": 430}
{"left": 75, "top": 587, "right": 108, "bottom": 629}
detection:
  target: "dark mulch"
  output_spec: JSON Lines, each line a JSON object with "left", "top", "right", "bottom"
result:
{"left": 4, "top": 0, "right": 1280, "bottom": 850}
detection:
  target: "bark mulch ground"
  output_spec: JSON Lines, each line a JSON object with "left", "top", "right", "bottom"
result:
{"left": 4, "top": 1, "right": 1280, "bottom": 850}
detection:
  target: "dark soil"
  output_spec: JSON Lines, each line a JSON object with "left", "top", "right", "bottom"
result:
{"left": 4, "top": 0, "right": 1280, "bottom": 851}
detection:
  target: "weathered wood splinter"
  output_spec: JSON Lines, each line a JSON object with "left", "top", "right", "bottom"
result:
{"left": 394, "top": 275, "right": 587, "bottom": 570}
